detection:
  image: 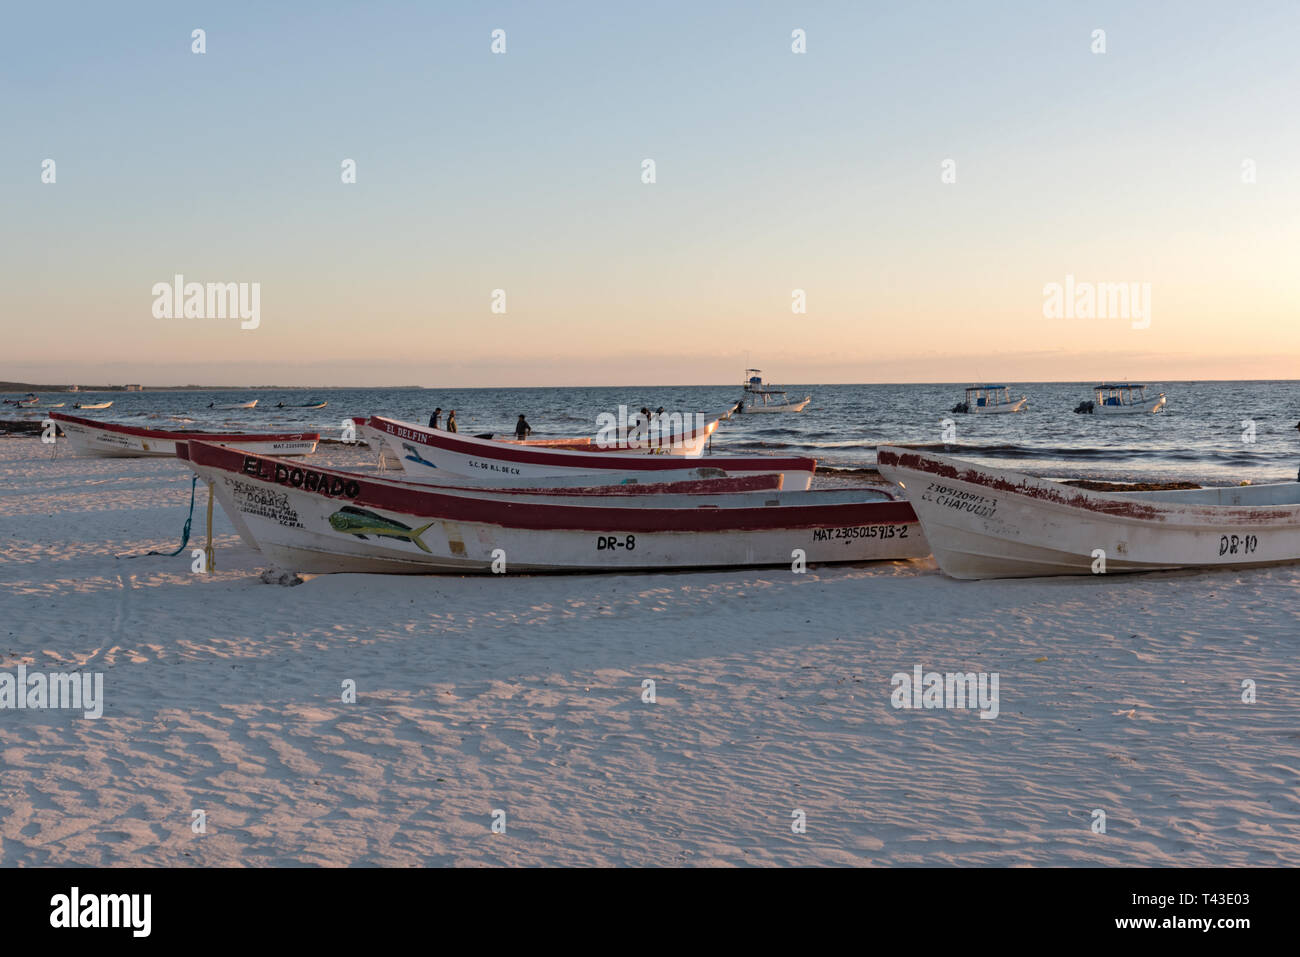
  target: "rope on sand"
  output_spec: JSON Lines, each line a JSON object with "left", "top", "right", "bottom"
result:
{"left": 120, "top": 475, "right": 198, "bottom": 559}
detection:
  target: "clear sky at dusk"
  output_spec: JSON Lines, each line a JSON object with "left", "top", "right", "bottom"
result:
{"left": 3, "top": 1, "right": 1297, "bottom": 386}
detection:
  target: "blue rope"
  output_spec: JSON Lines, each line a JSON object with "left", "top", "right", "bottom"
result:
{"left": 126, "top": 475, "right": 198, "bottom": 558}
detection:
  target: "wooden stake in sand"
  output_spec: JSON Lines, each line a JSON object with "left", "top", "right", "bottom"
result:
{"left": 205, "top": 480, "right": 216, "bottom": 573}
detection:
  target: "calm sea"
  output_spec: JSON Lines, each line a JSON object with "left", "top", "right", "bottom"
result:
{"left": 14, "top": 381, "right": 1300, "bottom": 485}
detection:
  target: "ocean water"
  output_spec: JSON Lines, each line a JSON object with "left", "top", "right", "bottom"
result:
{"left": 11, "top": 381, "right": 1300, "bottom": 485}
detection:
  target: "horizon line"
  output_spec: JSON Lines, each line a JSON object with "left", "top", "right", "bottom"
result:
{"left": 5, "top": 377, "right": 1300, "bottom": 391}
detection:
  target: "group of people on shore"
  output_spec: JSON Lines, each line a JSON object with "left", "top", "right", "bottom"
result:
{"left": 427, "top": 407, "right": 458, "bottom": 432}
{"left": 428, "top": 407, "right": 533, "bottom": 440}
{"left": 423, "top": 405, "right": 678, "bottom": 441}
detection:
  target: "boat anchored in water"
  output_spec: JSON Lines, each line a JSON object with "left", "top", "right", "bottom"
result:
{"left": 735, "top": 370, "right": 810, "bottom": 414}
{"left": 209, "top": 399, "right": 259, "bottom": 410}
{"left": 1074, "top": 383, "right": 1166, "bottom": 415}
{"left": 73, "top": 401, "right": 113, "bottom": 410}
{"left": 950, "top": 385, "right": 1027, "bottom": 414}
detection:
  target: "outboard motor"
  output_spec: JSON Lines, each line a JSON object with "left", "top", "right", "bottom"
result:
{"left": 951, "top": 401, "right": 969, "bottom": 414}
{"left": 1074, "top": 400, "right": 1095, "bottom": 414}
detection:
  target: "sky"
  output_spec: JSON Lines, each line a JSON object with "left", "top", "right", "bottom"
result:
{"left": 2, "top": 0, "right": 1297, "bottom": 387}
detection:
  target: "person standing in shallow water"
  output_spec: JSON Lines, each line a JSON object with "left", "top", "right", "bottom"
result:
{"left": 446, "top": 410, "right": 458, "bottom": 433}
{"left": 428, "top": 407, "right": 442, "bottom": 429}
{"left": 515, "top": 414, "right": 532, "bottom": 440}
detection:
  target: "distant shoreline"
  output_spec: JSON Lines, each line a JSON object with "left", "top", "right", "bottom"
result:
{"left": 0, "top": 383, "right": 428, "bottom": 393}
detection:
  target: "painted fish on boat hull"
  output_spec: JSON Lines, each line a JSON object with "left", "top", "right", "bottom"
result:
{"left": 402, "top": 442, "right": 438, "bottom": 469}
{"left": 328, "top": 505, "right": 434, "bottom": 553}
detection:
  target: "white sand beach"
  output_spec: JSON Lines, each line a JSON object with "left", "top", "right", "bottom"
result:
{"left": 1, "top": 435, "right": 1297, "bottom": 867}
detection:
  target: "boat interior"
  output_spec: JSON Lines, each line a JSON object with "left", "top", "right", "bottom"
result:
{"left": 1112, "top": 482, "right": 1300, "bottom": 507}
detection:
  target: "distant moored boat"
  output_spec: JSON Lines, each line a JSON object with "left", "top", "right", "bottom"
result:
{"left": 1074, "top": 384, "right": 1166, "bottom": 415}
{"left": 951, "top": 385, "right": 1028, "bottom": 414}
{"left": 736, "top": 369, "right": 811, "bottom": 414}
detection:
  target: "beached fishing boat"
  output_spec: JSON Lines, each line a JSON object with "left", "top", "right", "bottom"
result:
{"left": 875, "top": 445, "right": 1300, "bottom": 580}
{"left": 950, "top": 385, "right": 1028, "bottom": 414}
{"left": 351, "top": 419, "right": 759, "bottom": 488}
{"left": 368, "top": 415, "right": 818, "bottom": 489}
{"left": 1074, "top": 383, "right": 1166, "bottom": 415}
{"left": 736, "top": 370, "right": 811, "bottom": 414}
{"left": 176, "top": 440, "right": 924, "bottom": 573}
{"left": 516, "top": 410, "right": 724, "bottom": 455}
{"left": 210, "top": 399, "right": 259, "bottom": 410}
{"left": 508, "top": 436, "right": 596, "bottom": 449}
{"left": 73, "top": 401, "right": 113, "bottom": 410}
{"left": 50, "top": 412, "right": 319, "bottom": 458}
{"left": 348, "top": 416, "right": 402, "bottom": 466}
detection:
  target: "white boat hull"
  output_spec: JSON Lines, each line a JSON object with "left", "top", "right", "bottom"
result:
{"left": 369, "top": 416, "right": 817, "bottom": 490}
{"left": 51, "top": 413, "right": 318, "bottom": 458}
{"left": 739, "top": 396, "right": 811, "bottom": 414}
{"left": 965, "top": 397, "right": 1028, "bottom": 414}
{"left": 350, "top": 417, "right": 780, "bottom": 491}
{"left": 1091, "top": 395, "right": 1167, "bottom": 414}
{"left": 178, "top": 441, "right": 926, "bottom": 574}
{"left": 876, "top": 446, "right": 1300, "bottom": 580}
{"left": 352, "top": 419, "right": 403, "bottom": 467}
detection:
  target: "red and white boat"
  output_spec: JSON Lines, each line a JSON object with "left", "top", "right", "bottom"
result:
{"left": 876, "top": 445, "right": 1300, "bottom": 580}
{"left": 467, "top": 413, "right": 724, "bottom": 455}
{"left": 176, "top": 440, "right": 924, "bottom": 574}
{"left": 351, "top": 414, "right": 779, "bottom": 490}
{"left": 368, "top": 415, "right": 818, "bottom": 489}
{"left": 50, "top": 412, "right": 319, "bottom": 458}
{"left": 349, "top": 416, "right": 403, "bottom": 467}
